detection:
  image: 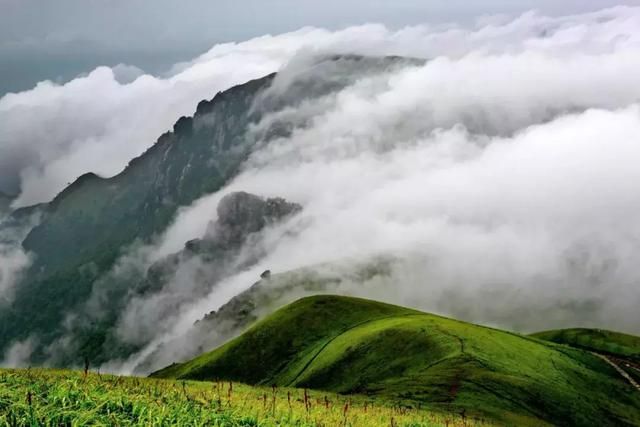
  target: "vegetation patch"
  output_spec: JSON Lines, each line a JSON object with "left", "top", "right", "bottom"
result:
{"left": 532, "top": 328, "right": 640, "bottom": 362}
{"left": 0, "top": 368, "right": 483, "bottom": 426}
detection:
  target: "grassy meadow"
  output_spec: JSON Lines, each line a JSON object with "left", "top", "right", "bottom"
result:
{"left": 0, "top": 368, "right": 485, "bottom": 427}
{"left": 532, "top": 328, "right": 640, "bottom": 362}
{"left": 3, "top": 296, "right": 640, "bottom": 426}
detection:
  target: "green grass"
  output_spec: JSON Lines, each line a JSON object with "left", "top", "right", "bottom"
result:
{"left": 531, "top": 328, "right": 640, "bottom": 362}
{"left": 153, "top": 295, "right": 640, "bottom": 426}
{"left": 0, "top": 368, "right": 482, "bottom": 427}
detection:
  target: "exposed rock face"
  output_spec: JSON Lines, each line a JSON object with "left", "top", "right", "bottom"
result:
{"left": 193, "top": 191, "right": 301, "bottom": 251}
{"left": 141, "top": 192, "right": 301, "bottom": 296}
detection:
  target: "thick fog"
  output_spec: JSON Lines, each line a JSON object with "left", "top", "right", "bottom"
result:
{"left": 2, "top": 6, "right": 640, "bottom": 371}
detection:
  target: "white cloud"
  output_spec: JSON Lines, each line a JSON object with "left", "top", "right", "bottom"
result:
{"left": 108, "top": 7, "right": 640, "bottom": 372}
{"left": 0, "top": 211, "right": 39, "bottom": 303}
{"left": 2, "top": 6, "right": 640, "bottom": 372}
{"left": 0, "top": 33, "right": 302, "bottom": 206}
{"left": 3, "top": 7, "right": 639, "bottom": 206}
{"left": 0, "top": 243, "right": 31, "bottom": 303}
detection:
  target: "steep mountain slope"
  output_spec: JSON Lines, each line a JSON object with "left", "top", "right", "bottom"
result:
{"left": 58, "top": 191, "right": 302, "bottom": 367}
{"left": 0, "top": 55, "right": 418, "bottom": 366}
{"left": 153, "top": 295, "right": 640, "bottom": 426}
{"left": 0, "top": 74, "right": 275, "bottom": 363}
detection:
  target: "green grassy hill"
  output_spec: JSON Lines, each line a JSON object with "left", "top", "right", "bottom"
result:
{"left": 153, "top": 295, "right": 640, "bottom": 426}
{"left": 532, "top": 328, "right": 640, "bottom": 362}
{"left": 0, "top": 368, "right": 480, "bottom": 426}
{"left": 532, "top": 327, "right": 640, "bottom": 386}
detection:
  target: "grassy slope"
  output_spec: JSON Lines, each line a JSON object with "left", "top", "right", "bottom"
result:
{"left": 0, "top": 368, "right": 481, "bottom": 427}
{"left": 153, "top": 295, "right": 640, "bottom": 426}
{"left": 532, "top": 327, "right": 640, "bottom": 386}
{"left": 532, "top": 328, "right": 640, "bottom": 362}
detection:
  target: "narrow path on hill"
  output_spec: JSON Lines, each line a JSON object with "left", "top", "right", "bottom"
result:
{"left": 286, "top": 313, "right": 426, "bottom": 386}
{"left": 593, "top": 353, "right": 640, "bottom": 391}
{"left": 610, "top": 355, "right": 640, "bottom": 371}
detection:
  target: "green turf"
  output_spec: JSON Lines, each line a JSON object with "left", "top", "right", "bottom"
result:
{"left": 531, "top": 328, "right": 640, "bottom": 362}
{"left": 1, "top": 368, "right": 481, "bottom": 426}
{"left": 152, "top": 295, "right": 640, "bottom": 426}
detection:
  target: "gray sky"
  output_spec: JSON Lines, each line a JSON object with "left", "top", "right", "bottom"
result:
{"left": 1, "top": 0, "right": 639, "bottom": 96}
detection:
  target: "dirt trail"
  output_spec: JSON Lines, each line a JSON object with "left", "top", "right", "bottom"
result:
{"left": 593, "top": 353, "right": 640, "bottom": 391}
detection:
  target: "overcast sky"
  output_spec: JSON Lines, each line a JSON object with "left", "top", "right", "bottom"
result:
{"left": 1, "top": 0, "right": 639, "bottom": 96}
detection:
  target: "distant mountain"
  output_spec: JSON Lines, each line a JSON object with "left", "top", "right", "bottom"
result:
{"left": 138, "top": 191, "right": 301, "bottom": 298}
{"left": 153, "top": 295, "right": 640, "bottom": 426}
{"left": 0, "top": 55, "right": 417, "bottom": 367}
{"left": 0, "top": 74, "right": 275, "bottom": 364}
{"left": 60, "top": 191, "right": 302, "bottom": 367}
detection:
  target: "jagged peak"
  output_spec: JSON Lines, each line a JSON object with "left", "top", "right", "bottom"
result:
{"left": 195, "top": 72, "right": 277, "bottom": 117}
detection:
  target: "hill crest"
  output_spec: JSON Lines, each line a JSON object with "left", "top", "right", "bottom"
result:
{"left": 153, "top": 295, "right": 640, "bottom": 426}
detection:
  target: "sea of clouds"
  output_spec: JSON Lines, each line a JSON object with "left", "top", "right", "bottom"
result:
{"left": 2, "top": 6, "right": 640, "bottom": 372}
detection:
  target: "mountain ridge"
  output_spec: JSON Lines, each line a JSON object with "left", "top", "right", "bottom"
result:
{"left": 1, "top": 54, "right": 417, "bottom": 367}
{"left": 1, "top": 72, "right": 277, "bottom": 363}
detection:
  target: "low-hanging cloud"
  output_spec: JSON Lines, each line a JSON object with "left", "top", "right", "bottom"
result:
{"left": 2, "top": 6, "right": 640, "bottom": 372}
{"left": 103, "top": 6, "right": 640, "bottom": 373}
{"left": 0, "top": 210, "right": 39, "bottom": 304}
